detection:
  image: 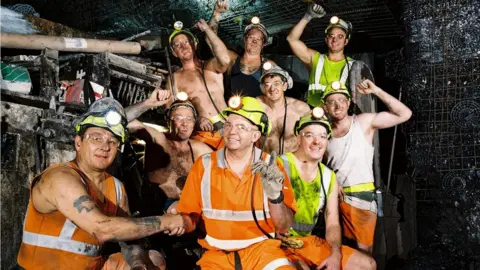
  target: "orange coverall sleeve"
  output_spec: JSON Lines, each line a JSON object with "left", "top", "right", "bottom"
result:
{"left": 177, "top": 157, "right": 205, "bottom": 215}
{"left": 276, "top": 159, "right": 298, "bottom": 214}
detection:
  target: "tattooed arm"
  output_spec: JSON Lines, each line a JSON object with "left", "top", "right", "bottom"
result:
{"left": 356, "top": 79, "right": 412, "bottom": 131}
{"left": 125, "top": 88, "right": 172, "bottom": 122}
{"left": 206, "top": 0, "right": 228, "bottom": 51}
{"left": 41, "top": 167, "right": 185, "bottom": 244}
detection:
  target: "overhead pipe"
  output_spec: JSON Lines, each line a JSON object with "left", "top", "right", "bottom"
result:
{"left": 1, "top": 32, "right": 142, "bottom": 55}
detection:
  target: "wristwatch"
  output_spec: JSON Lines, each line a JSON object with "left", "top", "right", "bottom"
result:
{"left": 268, "top": 191, "right": 284, "bottom": 204}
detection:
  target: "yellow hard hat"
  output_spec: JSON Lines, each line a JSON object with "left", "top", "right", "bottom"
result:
{"left": 169, "top": 21, "right": 198, "bottom": 48}
{"left": 222, "top": 96, "right": 272, "bottom": 135}
{"left": 322, "top": 81, "right": 351, "bottom": 102}
{"left": 75, "top": 98, "right": 127, "bottom": 143}
{"left": 294, "top": 107, "right": 332, "bottom": 137}
{"left": 325, "top": 16, "right": 352, "bottom": 39}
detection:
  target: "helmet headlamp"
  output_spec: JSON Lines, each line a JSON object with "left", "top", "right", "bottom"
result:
{"left": 176, "top": 91, "right": 188, "bottom": 101}
{"left": 228, "top": 95, "right": 243, "bottom": 110}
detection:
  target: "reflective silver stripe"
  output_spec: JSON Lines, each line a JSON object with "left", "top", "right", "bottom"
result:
{"left": 202, "top": 148, "right": 272, "bottom": 222}
{"left": 59, "top": 219, "right": 77, "bottom": 239}
{"left": 22, "top": 231, "right": 101, "bottom": 256}
{"left": 201, "top": 154, "right": 212, "bottom": 209}
{"left": 308, "top": 83, "right": 327, "bottom": 91}
{"left": 113, "top": 177, "right": 123, "bottom": 205}
{"left": 314, "top": 54, "right": 325, "bottom": 87}
{"left": 339, "top": 60, "right": 355, "bottom": 84}
{"left": 203, "top": 209, "right": 270, "bottom": 221}
{"left": 344, "top": 195, "right": 378, "bottom": 213}
{"left": 263, "top": 258, "right": 291, "bottom": 270}
{"left": 292, "top": 221, "right": 316, "bottom": 233}
{"left": 204, "top": 233, "right": 275, "bottom": 250}
{"left": 217, "top": 148, "right": 227, "bottom": 169}
{"left": 318, "top": 165, "right": 332, "bottom": 211}
{"left": 254, "top": 147, "right": 264, "bottom": 163}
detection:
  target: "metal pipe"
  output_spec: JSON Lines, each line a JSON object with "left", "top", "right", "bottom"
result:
{"left": 122, "top": 30, "right": 151, "bottom": 42}
{"left": 386, "top": 87, "right": 402, "bottom": 194}
{"left": 164, "top": 47, "right": 177, "bottom": 97}
{"left": 1, "top": 32, "right": 142, "bottom": 55}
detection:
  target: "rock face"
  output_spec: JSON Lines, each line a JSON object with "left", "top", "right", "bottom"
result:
{"left": 1, "top": 102, "right": 77, "bottom": 269}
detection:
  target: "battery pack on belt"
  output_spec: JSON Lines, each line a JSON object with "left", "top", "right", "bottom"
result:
{"left": 344, "top": 191, "right": 376, "bottom": 202}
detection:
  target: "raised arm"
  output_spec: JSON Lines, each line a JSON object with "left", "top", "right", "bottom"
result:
{"left": 195, "top": 19, "right": 231, "bottom": 73}
{"left": 356, "top": 79, "right": 412, "bottom": 130}
{"left": 125, "top": 88, "right": 171, "bottom": 122}
{"left": 287, "top": 4, "right": 325, "bottom": 67}
{"left": 206, "top": 0, "right": 228, "bottom": 49}
{"left": 318, "top": 178, "right": 342, "bottom": 269}
{"left": 42, "top": 167, "right": 185, "bottom": 244}
{"left": 127, "top": 119, "right": 167, "bottom": 146}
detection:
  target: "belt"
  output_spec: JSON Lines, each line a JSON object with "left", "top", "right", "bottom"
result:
{"left": 343, "top": 182, "right": 375, "bottom": 193}
{"left": 208, "top": 114, "right": 224, "bottom": 124}
{"left": 345, "top": 191, "right": 377, "bottom": 202}
{"left": 212, "top": 121, "right": 224, "bottom": 131}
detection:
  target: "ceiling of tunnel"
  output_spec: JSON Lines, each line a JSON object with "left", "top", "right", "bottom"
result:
{"left": 2, "top": 0, "right": 404, "bottom": 53}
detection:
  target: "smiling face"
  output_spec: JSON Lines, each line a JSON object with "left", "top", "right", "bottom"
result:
{"left": 171, "top": 33, "right": 195, "bottom": 61}
{"left": 296, "top": 124, "right": 329, "bottom": 161}
{"left": 262, "top": 75, "right": 287, "bottom": 102}
{"left": 223, "top": 113, "right": 261, "bottom": 151}
{"left": 170, "top": 106, "right": 195, "bottom": 140}
{"left": 244, "top": 28, "right": 265, "bottom": 55}
{"left": 324, "top": 93, "right": 351, "bottom": 121}
{"left": 75, "top": 127, "right": 119, "bottom": 171}
{"left": 325, "top": 27, "right": 349, "bottom": 53}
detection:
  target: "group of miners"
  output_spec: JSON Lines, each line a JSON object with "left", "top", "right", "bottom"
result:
{"left": 17, "top": 1, "right": 412, "bottom": 269}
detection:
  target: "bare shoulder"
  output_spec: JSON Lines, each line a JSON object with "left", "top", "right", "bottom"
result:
{"left": 257, "top": 96, "right": 268, "bottom": 106}
{"left": 356, "top": 113, "right": 376, "bottom": 131}
{"left": 288, "top": 97, "right": 310, "bottom": 115}
{"left": 257, "top": 96, "right": 273, "bottom": 114}
{"left": 189, "top": 139, "right": 213, "bottom": 157}
{"left": 34, "top": 165, "right": 88, "bottom": 209}
{"left": 228, "top": 49, "right": 239, "bottom": 60}
{"left": 42, "top": 165, "right": 84, "bottom": 187}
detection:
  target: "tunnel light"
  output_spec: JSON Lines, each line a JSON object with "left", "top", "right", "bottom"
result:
{"left": 251, "top": 16, "right": 260, "bottom": 25}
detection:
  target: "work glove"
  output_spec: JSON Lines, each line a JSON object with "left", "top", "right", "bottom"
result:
{"left": 303, "top": 4, "right": 326, "bottom": 22}
{"left": 251, "top": 151, "right": 284, "bottom": 201}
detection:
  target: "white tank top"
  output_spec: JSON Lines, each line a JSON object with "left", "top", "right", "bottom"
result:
{"left": 326, "top": 115, "right": 374, "bottom": 188}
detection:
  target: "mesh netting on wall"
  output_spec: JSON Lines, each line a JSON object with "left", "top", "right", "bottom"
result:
{"left": 387, "top": 0, "right": 480, "bottom": 267}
